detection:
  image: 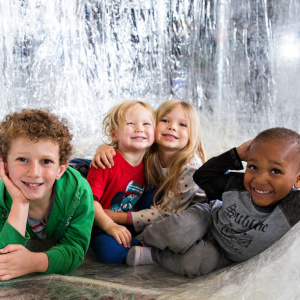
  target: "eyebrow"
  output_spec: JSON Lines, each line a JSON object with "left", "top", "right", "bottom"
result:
{"left": 14, "top": 151, "right": 56, "bottom": 158}
{"left": 248, "top": 158, "right": 283, "bottom": 167}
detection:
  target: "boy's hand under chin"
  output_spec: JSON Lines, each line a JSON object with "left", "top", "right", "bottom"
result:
{"left": 0, "top": 158, "right": 29, "bottom": 205}
{"left": 0, "top": 245, "right": 48, "bottom": 281}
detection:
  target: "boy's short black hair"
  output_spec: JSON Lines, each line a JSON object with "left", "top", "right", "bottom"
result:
{"left": 253, "top": 127, "right": 300, "bottom": 155}
{"left": 0, "top": 108, "right": 73, "bottom": 164}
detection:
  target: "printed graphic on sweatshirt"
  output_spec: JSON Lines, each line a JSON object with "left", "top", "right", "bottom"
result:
{"left": 217, "top": 204, "right": 270, "bottom": 255}
{"left": 110, "top": 180, "right": 144, "bottom": 212}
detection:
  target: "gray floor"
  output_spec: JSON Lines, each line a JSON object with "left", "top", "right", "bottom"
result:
{"left": 1, "top": 221, "right": 300, "bottom": 300}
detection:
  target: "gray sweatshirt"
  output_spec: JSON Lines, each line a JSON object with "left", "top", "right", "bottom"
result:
{"left": 193, "top": 148, "right": 300, "bottom": 262}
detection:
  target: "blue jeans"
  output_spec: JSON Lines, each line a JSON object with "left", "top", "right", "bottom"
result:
{"left": 138, "top": 187, "right": 163, "bottom": 210}
{"left": 90, "top": 188, "right": 161, "bottom": 264}
{"left": 90, "top": 231, "right": 142, "bottom": 264}
{"left": 69, "top": 158, "right": 91, "bottom": 178}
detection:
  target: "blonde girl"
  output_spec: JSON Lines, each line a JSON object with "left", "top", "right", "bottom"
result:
{"left": 92, "top": 99, "right": 206, "bottom": 233}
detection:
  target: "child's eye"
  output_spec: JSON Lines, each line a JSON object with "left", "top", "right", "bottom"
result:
{"left": 144, "top": 123, "right": 152, "bottom": 126}
{"left": 160, "top": 119, "right": 169, "bottom": 123}
{"left": 43, "top": 159, "right": 52, "bottom": 164}
{"left": 271, "top": 169, "right": 281, "bottom": 174}
{"left": 17, "top": 157, "right": 27, "bottom": 162}
{"left": 127, "top": 122, "right": 134, "bottom": 125}
{"left": 179, "top": 123, "right": 187, "bottom": 127}
{"left": 249, "top": 165, "right": 257, "bottom": 171}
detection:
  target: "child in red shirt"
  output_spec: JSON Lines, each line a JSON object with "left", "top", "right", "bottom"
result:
{"left": 86, "top": 100, "right": 155, "bottom": 263}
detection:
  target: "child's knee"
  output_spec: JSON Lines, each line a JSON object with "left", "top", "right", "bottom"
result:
{"left": 90, "top": 233, "right": 128, "bottom": 264}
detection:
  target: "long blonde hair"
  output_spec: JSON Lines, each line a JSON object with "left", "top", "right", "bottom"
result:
{"left": 102, "top": 100, "right": 156, "bottom": 149}
{"left": 145, "top": 99, "right": 206, "bottom": 212}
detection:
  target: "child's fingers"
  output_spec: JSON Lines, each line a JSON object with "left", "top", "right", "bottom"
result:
{"left": 91, "top": 157, "right": 106, "bottom": 170}
{"left": 0, "top": 244, "right": 22, "bottom": 254}
{"left": 113, "top": 234, "right": 122, "bottom": 245}
{"left": 0, "top": 274, "right": 12, "bottom": 281}
{"left": 125, "top": 230, "right": 132, "bottom": 247}
{"left": 108, "top": 148, "right": 116, "bottom": 166}
{"left": 0, "top": 162, "right": 13, "bottom": 189}
{"left": 0, "top": 158, "right": 6, "bottom": 178}
{"left": 96, "top": 157, "right": 107, "bottom": 169}
{"left": 91, "top": 157, "right": 98, "bottom": 169}
{"left": 119, "top": 232, "right": 131, "bottom": 248}
{"left": 107, "top": 155, "right": 115, "bottom": 167}
{"left": 100, "top": 156, "right": 112, "bottom": 169}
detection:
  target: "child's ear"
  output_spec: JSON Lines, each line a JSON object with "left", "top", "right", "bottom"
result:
{"left": 111, "top": 130, "right": 119, "bottom": 143}
{"left": 55, "top": 162, "right": 69, "bottom": 180}
{"left": 294, "top": 173, "right": 300, "bottom": 189}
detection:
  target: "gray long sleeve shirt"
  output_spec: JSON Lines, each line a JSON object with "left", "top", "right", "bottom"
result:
{"left": 193, "top": 148, "right": 300, "bottom": 262}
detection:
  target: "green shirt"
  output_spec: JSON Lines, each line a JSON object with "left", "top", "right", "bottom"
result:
{"left": 0, "top": 167, "right": 95, "bottom": 274}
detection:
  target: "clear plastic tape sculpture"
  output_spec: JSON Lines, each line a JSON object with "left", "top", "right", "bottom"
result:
{"left": 1, "top": 0, "right": 300, "bottom": 299}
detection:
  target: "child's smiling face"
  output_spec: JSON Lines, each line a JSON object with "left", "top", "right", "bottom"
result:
{"left": 6, "top": 137, "right": 68, "bottom": 203}
{"left": 243, "top": 139, "right": 300, "bottom": 206}
{"left": 155, "top": 105, "right": 189, "bottom": 155}
{"left": 113, "top": 104, "right": 155, "bottom": 153}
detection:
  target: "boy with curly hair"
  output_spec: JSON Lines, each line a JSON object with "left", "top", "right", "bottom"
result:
{"left": 0, "top": 109, "right": 94, "bottom": 281}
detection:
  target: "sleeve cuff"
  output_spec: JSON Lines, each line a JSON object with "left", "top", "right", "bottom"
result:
{"left": 230, "top": 148, "right": 244, "bottom": 170}
{"left": 0, "top": 221, "right": 30, "bottom": 248}
{"left": 45, "top": 248, "right": 65, "bottom": 274}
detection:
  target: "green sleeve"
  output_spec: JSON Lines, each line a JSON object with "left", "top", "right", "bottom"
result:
{"left": 45, "top": 186, "right": 94, "bottom": 274}
{"left": 0, "top": 221, "right": 30, "bottom": 249}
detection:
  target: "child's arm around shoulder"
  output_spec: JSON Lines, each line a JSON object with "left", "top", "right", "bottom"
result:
{"left": 91, "top": 144, "right": 116, "bottom": 169}
{"left": 193, "top": 140, "right": 253, "bottom": 197}
{"left": 0, "top": 158, "right": 49, "bottom": 281}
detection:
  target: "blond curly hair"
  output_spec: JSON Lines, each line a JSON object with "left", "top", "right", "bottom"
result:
{"left": 102, "top": 100, "right": 156, "bottom": 149}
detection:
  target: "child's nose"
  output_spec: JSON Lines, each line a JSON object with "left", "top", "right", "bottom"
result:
{"left": 168, "top": 123, "right": 176, "bottom": 131}
{"left": 27, "top": 163, "right": 40, "bottom": 177}
{"left": 135, "top": 125, "right": 144, "bottom": 132}
{"left": 253, "top": 172, "right": 268, "bottom": 184}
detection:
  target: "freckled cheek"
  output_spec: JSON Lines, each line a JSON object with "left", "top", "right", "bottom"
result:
{"left": 42, "top": 170, "right": 58, "bottom": 183}
{"left": 8, "top": 166, "right": 24, "bottom": 182}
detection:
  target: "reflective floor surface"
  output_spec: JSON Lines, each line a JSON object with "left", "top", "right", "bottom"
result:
{"left": 1, "top": 221, "right": 300, "bottom": 300}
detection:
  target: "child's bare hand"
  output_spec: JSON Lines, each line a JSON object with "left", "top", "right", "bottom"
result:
{"left": 0, "top": 245, "right": 48, "bottom": 281}
{"left": 0, "top": 158, "right": 28, "bottom": 204}
{"left": 104, "top": 223, "right": 132, "bottom": 248}
{"left": 236, "top": 140, "right": 253, "bottom": 162}
{"left": 91, "top": 145, "right": 116, "bottom": 169}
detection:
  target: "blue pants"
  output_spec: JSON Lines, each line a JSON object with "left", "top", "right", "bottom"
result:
{"left": 90, "top": 188, "right": 163, "bottom": 264}
{"left": 90, "top": 231, "right": 142, "bottom": 264}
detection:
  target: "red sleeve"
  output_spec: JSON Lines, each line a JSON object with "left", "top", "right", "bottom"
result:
{"left": 86, "top": 165, "right": 109, "bottom": 201}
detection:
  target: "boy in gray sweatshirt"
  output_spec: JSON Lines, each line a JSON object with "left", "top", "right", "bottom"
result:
{"left": 126, "top": 127, "right": 300, "bottom": 278}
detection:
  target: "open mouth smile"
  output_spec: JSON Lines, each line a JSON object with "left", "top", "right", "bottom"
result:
{"left": 131, "top": 137, "right": 146, "bottom": 140}
{"left": 252, "top": 187, "right": 272, "bottom": 195}
{"left": 22, "top": 181, "right": 43, "bottom": 187}
{"left": 162, "top": 134, "right": 178, "bottom": 139}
